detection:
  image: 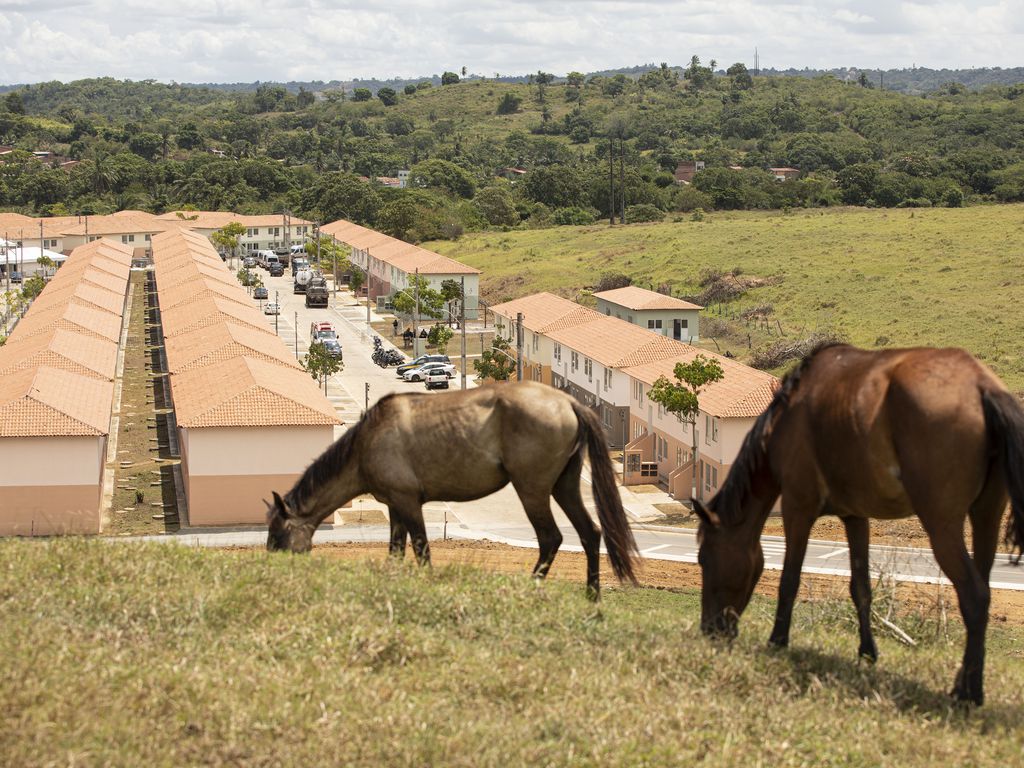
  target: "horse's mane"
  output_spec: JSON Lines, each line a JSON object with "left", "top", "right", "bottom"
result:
{"left": 713, "top": 342, "right": 842, "bottom": 525}
{"left": 285, "top": 394, "right": 396, "bottom": 512}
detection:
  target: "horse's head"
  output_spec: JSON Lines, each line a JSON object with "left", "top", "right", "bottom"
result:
{"left": 266, "top": 491, "right": 316, "bottom": 554}
{"left": 694, "top": 497, "right": 764, "bottom": 639}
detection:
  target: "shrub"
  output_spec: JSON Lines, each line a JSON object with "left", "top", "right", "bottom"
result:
{"left": 496, "top": 93, "right": 522, "bottom": 115}
{"left": 624, "top": 203, "right": 664, "bottom": 223}
{"left": 552, "top": 206, "right": 597, "bottom": 226}
{"left": 593, "top": 273, "right": 632, "bottom": 292}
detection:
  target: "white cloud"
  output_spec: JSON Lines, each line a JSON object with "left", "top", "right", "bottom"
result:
{"left": 0, "top": 0, "right": 1021, "bottom": 84}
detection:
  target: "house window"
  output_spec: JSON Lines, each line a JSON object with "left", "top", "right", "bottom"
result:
{"left": 712, "top": 417, "right": 719, "bottom": 442}
{"left": 647, "top": 319, "right": 663, "bottom": 329}
{"left": 584, "top": 358, "right": 592, "bottom": 381}
{"left": 603, "top": 406, "right": 612, "bottom": 427}
{"left": 571, "top": 351, "right": 579, "bottom": 372}
{"left": 144, "top": 234, "right": 151, "bottom": 241}
{"left": 554, "top": 343, "right": 561, "bottom": 362}
{"left": 120, "top": 234, "right": 135, "bottom": 243}
{"left": 627, "top": 315, "right": 633, "bottom": 323}
{"left": 273, "top": 227, "right": 281, "bottom": 236}
{"left": 603, "top": 368, "right": 613, "bottom": 391}
{"left": 680, "top": 319, "right": 688, "bottom": 329}
{"left": 634, "top": 381, "right": 644, "bottom": 401}
{"left": 532, "top": 333, "right": 539, "bottom": 352}
{"left": 676, "top": 447, "right": 683, "bottom": 467}
{"left": 705, "top": 414, "right": 711, "bottom": 445}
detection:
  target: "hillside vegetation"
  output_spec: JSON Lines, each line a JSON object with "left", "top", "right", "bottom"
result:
{"left": 2, "top": 64, "right": 1024, "bottom": 240}
{"left": 431, "top": 204, "right": 1024, "bottom": 391}
{"left": 2, "top": 540, "right": 1023, "bottom": 766}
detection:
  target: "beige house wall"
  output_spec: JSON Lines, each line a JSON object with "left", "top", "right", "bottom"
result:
{"left": 0, "top": 435, "right": 106, "bottom": 535}
{"left": 180, "top": 425, "right": 336, "bottom": 526}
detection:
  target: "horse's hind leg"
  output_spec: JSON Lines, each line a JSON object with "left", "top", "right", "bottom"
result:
{"left": 389, "top": 500, "right": 430, "bottom": 566}
{"left": 841, "top": 516, "right": 877, "bottom": 662}
{"left": 388, "top": 515, "right": 408, "bottom": 559}
{"left": 553, "top": 451, "right": 601, "bottom": 600}
{"left": 512, "top": 481, "right": 563, "bottom": 585}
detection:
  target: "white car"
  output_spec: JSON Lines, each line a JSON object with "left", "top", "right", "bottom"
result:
{"left": 403, "top": 362, "right": 455, "bottom": 382}
{"left": 263, "top": 302, "right": 280, "bottom": 315}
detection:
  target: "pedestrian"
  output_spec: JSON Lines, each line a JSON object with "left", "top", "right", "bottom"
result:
{"left": 392, "top": 318, "right": 399, "bottom": 336}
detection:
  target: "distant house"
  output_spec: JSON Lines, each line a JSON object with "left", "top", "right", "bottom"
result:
{"left": 593, "top": 285, "right": 703, "bottom": 342}
{"left": 769, "top": 167, "right": 800, "bottom": 181}
{"left": 673, "top": 160, "right": 705, "bottom": 185}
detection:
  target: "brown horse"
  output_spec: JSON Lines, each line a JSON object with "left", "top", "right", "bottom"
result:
{"left": 267, "top": 381, "right": 639, "bottom": 597}
{"left": 694, "top": 344, "right": 1024, "bottom": 705}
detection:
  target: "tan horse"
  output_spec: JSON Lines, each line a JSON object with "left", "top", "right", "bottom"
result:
{"left": 695, "top": 344, "right": 1024, "bottom": 705}
{"left": 267, "top": 381, "right": 638, "bottom": 598}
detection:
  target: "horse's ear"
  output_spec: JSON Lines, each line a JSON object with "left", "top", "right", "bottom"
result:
{"left": 272, "top": 491, "right": 289, "bottom": 519}
{"left": 692, "top": 499, "right": 720, "bottom": 528}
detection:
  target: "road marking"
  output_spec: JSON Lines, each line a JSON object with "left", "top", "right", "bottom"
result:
{"left": 642, "top": 544, "right": 673, "bottom": 554}
{"left": 817, "top": 547, "right": 849, "bottom": 560}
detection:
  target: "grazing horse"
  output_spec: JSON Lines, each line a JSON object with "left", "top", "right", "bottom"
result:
{"left": 267, "top": 381, "right": 639, "bottom": 598}
{"left": 694, "top": 344, "right": 1024, "bottom": 705}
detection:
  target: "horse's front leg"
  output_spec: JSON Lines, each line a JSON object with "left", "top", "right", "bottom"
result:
{"left": 769, "top": 500, "right": 816, "bottom": 649}
{"left": 391, "top": 498, "right": 431, "bottom": 566}
{"left": 841, "top": 515, "right": 878, "bottom": 662}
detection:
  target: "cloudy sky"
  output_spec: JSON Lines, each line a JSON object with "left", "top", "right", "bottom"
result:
{"left": 0, "top": 0, "right": 1021, "bottom": 85}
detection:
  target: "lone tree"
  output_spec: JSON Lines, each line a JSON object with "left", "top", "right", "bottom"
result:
{"left": 473, "top": 335, "right": 516, "bottom": 381}
{"left": 35, "top": 254, "right": 55, "bottom": 279}
{"left": 427, "top": 324, "right": 454, "bottom": 353}
{"left": 440, "top": 278, "right": 463, "bottom": 325}
{"left": 302, "top": 341, "right": 343, "bottom": 394}
{"left": 210, "top": 221, "right": 246, "bottom": 266}
{"left": 392, "top": 274, "right": 444, "bottom": 320}
{"left": 646, "top": 354, "right": 724, "bottom": 499}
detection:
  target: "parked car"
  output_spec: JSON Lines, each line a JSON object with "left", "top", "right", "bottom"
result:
{"left": 253, "top": 286, "right": 269, "bottom": 300}
{"left": 243, "top": 257, "right": 257, "bottom": 268}
{"left": 404, "top": 362, "right": 456, "bottom": 382}
{"left": 396, "top": 354, "right": 450, "bottom": 377}
{"left": 321, "top": 338, "right": 343, "bottom": 359}
{"left": 424, "top": 368, "right": 451, "bottom": 390}
{"left": 9, "top": 271, "right": 23, "bottom": 283}
{"left": 268, "top": 262, "right": 284, "bottom": 277}
{"left": 310, "top": 321, "right": 336, "bottom": 343}
{"left": 263, "top": 302, "right": 280, "bottom": 315}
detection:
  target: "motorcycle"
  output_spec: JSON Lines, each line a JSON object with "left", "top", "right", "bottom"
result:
{"left": 371, "top": 337, "right": 404, "bottom": 368}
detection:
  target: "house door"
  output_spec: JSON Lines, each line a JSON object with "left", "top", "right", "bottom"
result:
{"left": 673, "top": 319, "right": 683, "bottom": 341}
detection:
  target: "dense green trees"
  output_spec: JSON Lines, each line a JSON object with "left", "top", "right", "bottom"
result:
{"left": 1, "top": 64, "right": 1022, "bottom": 235}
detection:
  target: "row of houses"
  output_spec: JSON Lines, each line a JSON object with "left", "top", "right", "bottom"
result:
{"left": 150, "top": 229, "right": 342, "bottom": 526}
{"left": 320, "top": 218, "right": 482, "bottom": 319}
{"left": 673, "top": 161, "right": 800, "bottom": 184}
{"left": 0, "top": 239, "right": 135, "bottom": 535}
{"left": 1, "top": 212, "right": 484, "bottom": 330}
{"left": 490, "top": 290, "right": 777, "bottom": 501}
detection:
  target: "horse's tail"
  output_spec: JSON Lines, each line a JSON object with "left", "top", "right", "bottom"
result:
{"left": 981, "top": 388, "right": 1024, "bottom": 563}
{"left": 571, "top": 401, "right": 639, "bottom": 584}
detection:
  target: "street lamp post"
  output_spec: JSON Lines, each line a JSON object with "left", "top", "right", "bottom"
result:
{"left": 274, "top": 290, "right": 279, "bottom": 334}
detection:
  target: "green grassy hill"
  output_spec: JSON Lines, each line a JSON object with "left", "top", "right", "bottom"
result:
{"left": 2, "top": 540, "right": 1022, "bottom": 766}
{"left": 430, "top": 204, "right": 1024, "bottom": 391}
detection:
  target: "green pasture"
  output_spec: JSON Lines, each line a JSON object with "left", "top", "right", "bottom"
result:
{"left": 431, "top": 204, "right": 1024, "bottom": 390}
{"left": 2, "top": 540, "right": 1022, "bottom": 766}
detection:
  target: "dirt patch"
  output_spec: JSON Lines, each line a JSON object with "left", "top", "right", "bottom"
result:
{"left": 311, "top": 539, "right": 1024, "bottom": 626}
{"left": 630, "top": 484, "right": 664, "bottom": 494}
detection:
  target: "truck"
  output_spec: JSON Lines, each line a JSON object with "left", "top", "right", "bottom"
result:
{"left": 293, "top": 268, "right": 314, "bottom": 294}
{"left": 305, "top": 275, "right": 329, "bottom": 308}
{"left": 291, "top": 257, "right": 310, "bottom": 277}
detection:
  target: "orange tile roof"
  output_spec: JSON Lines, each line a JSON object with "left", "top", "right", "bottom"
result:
{"left": 47, "top": 265, "right": 126, "bottom": 295}
{"left": 0, "top": 328, "right": 117, "bottom": 380}
{"left": 158, "top": 277, "right": 251, "bottom": 310}
{"left": 172, "top": 356, "right": 341, "bottom": 428}
{"left": 0, "top": 365, "right": 112, "bottom": 437}
{"left": 547, "top": 316, "right": 683, "bottom": 368}
{"left": 490, "top": 293, "right": 601, "bottom": 332}
{"left": 623, "top": 351, "right": 779, "bottom": 418}
{"left": 58, "top": 212, "right": 169, "bottom": 236}
{"left": 31, "top": 279, "right": 126, "bottom": 316}
{"left": 164, "top": 321, "right": 301, "bottom": 373}
{"left": 6, "top": 301, "right": 124, "bottom": 344}
{"left": 156, "top": 261, "right": 237, "bottom": 290}
{"left": 593, "top": 285, "right": 703, "bottom": 311}
{"left": 160, "top": 295, "right": 274, "bottom": 338}
{"left": 321, "top": 218, "right": 480, "bottom": 275}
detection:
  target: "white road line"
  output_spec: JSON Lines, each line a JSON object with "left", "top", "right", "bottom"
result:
{"left": 817, "top": 547, "right": 850, "bottom": 560}
{"left": 642, "top": 544, "right": 674, "bottom": 554}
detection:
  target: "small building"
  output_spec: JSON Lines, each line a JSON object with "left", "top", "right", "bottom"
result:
{"left": 769, "top": 167, "right": 800, "bottom": 181}
{"left": 673, "top": 160, "right": 705, "bottom": 184}
{"left": 593, "top": 285, "right": 703, "bottom": 342}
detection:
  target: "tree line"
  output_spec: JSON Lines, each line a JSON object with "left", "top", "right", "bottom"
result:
{"left": 1, "top": 62, "right": 1023, "bottom": 241}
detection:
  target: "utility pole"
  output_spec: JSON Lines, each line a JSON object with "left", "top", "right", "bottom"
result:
{"left": 515, "top": 311, "right": 524, "bottom": 382}
{"left": 274, "top": 290, "right": 279, "bottom": 334}
{"left": 294, "top": 312, "right": 298, "bottom": 359}
{"left": 608, "top": 137, "right": 616, "bottom": 225}
{"left": 413, "top": 268, "right": 420, "bottom": 356}
{"left": 460, "top": 275, "right": 467, "bottom": 390}
{"left": 364, "top": 382, "right": 370, "bottom": 414}
{"left": 364, "top": 248, "right": 372, "bottom": 326}
{"left": 39, "top": 221, "right": 44, "bottom": 275}
{"left": 619, "top": 138, "right": 626, "bottom": 224}
{"left": 282, "top": 210, "right": 291, "bottom": 252}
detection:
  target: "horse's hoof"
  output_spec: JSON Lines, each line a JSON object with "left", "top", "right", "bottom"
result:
{"left": 585, "top": 585, "right": 600, "bottom": 603}
{"left": 858, "top": 645, "right": 879, "bottom": 664}
{"left": 768, "top": 635, "right": 789, "bottom": 650}
{"left": 951, "top": 669, "right": 984, "bottom": 707}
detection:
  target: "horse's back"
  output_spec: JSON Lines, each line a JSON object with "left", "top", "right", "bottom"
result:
{"left": 787, "top": 345, "right": 1001, "bottom": 517}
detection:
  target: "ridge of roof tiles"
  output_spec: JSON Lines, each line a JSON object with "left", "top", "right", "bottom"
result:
{"left": 160, "top": 295, "right": 274, "bottom": 338}
{"left": 0, "top": 365, "right": 113, "bottom": 437}
{"left": 6, "top": 301, "right": 123, "bottom": 344}
{"left": 163, "top": 322, "right": 302, "bottom": 373}
{"left": 0, "top": 328, "right": 118, "bottom": 381}
{"left": 320, "top": 218, "right": 480, "bottom": 275}
{"left": 31, "top": 280, "right": 126, "bottom": 316}
{"left": 592, "top": 285, "right": 704, "bottom": 311}
{"left": 172, "top": 356, "right": 341, "bottom": 428}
